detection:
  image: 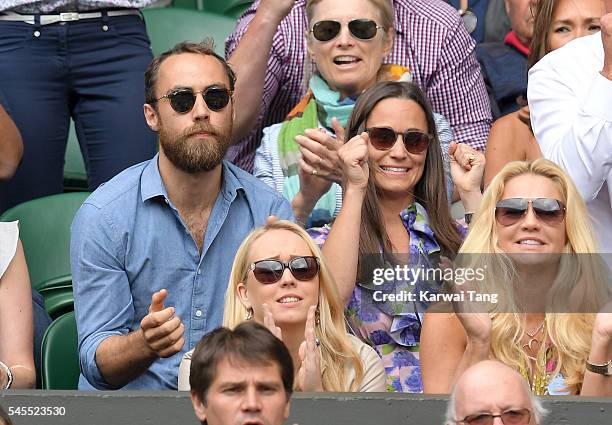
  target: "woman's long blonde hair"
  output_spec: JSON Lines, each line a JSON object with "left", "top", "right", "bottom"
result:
{"left": 460, "top": 159, "right": 610, "bottom": 394}
{"left": 223, "top": 220, "right": 364, "bottom": 391}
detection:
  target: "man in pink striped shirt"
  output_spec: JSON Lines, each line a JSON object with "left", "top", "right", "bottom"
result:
{"left": 225, "top": 0, "right": 492, "bottom": 172}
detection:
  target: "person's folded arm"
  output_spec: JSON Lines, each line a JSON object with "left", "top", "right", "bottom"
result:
{"left": 529, "top": 63, "right": 612, "bottom": 201}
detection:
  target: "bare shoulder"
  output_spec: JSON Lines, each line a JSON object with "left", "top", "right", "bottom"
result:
{"left": 488, "top": 112, "right": 531, "bottom": 149}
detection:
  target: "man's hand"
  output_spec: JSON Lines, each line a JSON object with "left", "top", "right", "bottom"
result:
{"left": 601, "top": 12, "right": 612, "bottom": 79}
{"left": 140, "top": 289, "right": 185, "bottom": 358}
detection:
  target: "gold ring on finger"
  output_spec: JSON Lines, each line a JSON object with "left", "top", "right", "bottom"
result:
{"left": 311, "top": 169, "right": 318, "bottom": 176}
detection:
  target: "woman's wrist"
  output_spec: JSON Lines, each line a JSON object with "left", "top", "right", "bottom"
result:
{"left": 466, "top": 336, "right": 491, "bottom": 354}
{"left": 589, "top": 328, "right": 612, "bottom": 363}
{"left": 459, "top": 189, "right": 482, "bottom": 214}
{"left": 343, "top": 185, "right": 367, "bottom": 199}
{"left": 292, "top": 192, "right": 317, "bottom": 226}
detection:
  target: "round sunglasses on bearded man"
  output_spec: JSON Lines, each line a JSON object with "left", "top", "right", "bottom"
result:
{"left": 421, "top": 159, "right": 612, "bottom": 397}
{"left": 178, "top": 220, "right": 386, "bottom": 392}
{"left": 308, "top": 80, "right": 485, "bottom": 393}
{"left": 253, "top": 0, "right": 457, "bottom": 228}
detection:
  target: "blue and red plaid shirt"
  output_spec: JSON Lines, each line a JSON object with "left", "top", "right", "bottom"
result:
{"left": 226, "top": 0, "right": 492, "bottom": 172}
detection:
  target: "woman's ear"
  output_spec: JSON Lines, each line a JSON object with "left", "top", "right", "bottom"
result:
{"left": 305, "top": 31, "right": 316, "bottom": 61}
{"left": 237, "top": 282, "right": 251, "bottom": 310}
{"left": 382, "top": 27, "right": 395, "bottom": 58}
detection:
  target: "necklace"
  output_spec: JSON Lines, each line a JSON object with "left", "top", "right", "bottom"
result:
{"left": 520, "top": 346, "right": 553, "bottom": 395}
{"left": 522, "top": 319, "right": 545, "bottom": 354}
{"left": 519, "top": 319, "right": 550, "bottom": 395}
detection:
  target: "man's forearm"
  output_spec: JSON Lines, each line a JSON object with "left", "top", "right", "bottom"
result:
{"left": 94, "top": 330, "right": 157, "bottom": 389}
{"left": 228, "top": 10, "right": 285, "bottom": 142}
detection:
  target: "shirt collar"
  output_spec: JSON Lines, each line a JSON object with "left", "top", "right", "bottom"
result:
{"left": 140, "top": 155, "right": 245, "bottom": 204}
{"left": 400, "top": 201, "right": 441, "bottom": 255}
{"left": 140, "top": 153, "right": 168, "bottom": 203}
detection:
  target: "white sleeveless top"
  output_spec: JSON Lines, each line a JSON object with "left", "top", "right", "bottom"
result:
{"left": 0, "top": 221, "right": 19, "bottom": 278}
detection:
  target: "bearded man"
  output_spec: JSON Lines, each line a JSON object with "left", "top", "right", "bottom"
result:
{"left": 70, "top": 41, "right": 293, "bottom": 391}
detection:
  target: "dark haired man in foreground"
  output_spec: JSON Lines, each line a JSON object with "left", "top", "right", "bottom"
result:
{"left": 189, "top": 321, "right": 293, "bottom": 425}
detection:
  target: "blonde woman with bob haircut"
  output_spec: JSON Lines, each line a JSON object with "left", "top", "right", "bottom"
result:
{"left": 178, "top": 220, "right": 385, "bottom": 392}
{"left": 421, "top": 159, "right": 612, "bottom": 396}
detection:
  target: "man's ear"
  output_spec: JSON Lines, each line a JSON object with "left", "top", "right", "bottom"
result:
{"left": 143, "top": 103, "right": 160, "bottom": 132}
{"left": 236, "top": 282, "right": 252, "bottom": 310}
{"left": 190, "top": 390, "right": 207, "bottom": 422}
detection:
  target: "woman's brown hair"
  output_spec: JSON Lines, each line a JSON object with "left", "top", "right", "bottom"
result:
{"left": 344, "top": 81, "right": 462, "bottom": 274}
{"left": 528, "top": 0, "right": 557, "bottom": 69}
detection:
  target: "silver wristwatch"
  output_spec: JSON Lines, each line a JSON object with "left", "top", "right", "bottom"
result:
{"left": 586, "top": 359, "right": 612, "bottom": 376}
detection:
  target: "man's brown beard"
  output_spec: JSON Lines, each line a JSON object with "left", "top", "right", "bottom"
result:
{"left": 159, "top": 120, "right": 232, "bottom": 173}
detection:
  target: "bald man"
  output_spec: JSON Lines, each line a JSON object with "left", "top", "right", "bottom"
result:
{"left": 445, "top": 360, "right": 547, "bottom": 425}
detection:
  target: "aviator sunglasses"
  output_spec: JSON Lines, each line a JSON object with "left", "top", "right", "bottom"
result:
{"left": 153, "top": 86, "right": 232, "bottom": 113}
{"left": 458, "top": 408, "right": 532, "bottom": 425}
{"left": 310, "top": 19, "right": 383, "bottom": 42}
{"left": 249, "top": 256, "right": 320, "bottom": 284}
{"left": 366, "top": 127, "right": 432, "bottom": 154}
{"left": 495, "top": 198, "right": 566, "bottom": 226}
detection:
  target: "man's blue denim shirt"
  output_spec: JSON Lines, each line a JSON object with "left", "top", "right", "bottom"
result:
{"left": 71, "top": 155, "right": 293, "bottom": 390}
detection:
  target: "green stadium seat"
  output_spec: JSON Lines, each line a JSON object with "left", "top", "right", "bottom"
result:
{"left": 42, "top": 285, "right": 74, "bottom": 320}
{"left": 41, "top": 311, "right": 79, "bottom": 390}
{"left": 143, "top": 8, "right": 237, "bottom": 56}
{"left": 172, "top": 0, "right": 200, "bottom": 9}
{"left": 63, "top": 120, "right": 88, "bottom": 192}
{"left": 0, "top": 192, "right": 90, "bottom": 293}
{"left": 202, "top": 0, "right": 252, "bottom": 18}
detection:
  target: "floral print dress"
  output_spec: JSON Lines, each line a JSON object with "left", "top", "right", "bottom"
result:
{"left": 308, "top": 202, "right": 464, "bottom": 392}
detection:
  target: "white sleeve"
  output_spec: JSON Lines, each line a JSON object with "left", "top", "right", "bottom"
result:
{"left": 0, "top": 221, "right": 19, "bottom": 278}
{"left": 529, "top": 59, "right": 612, "bottom": 203}
{"left": 177, "top": 349, "right": 193, "bottom": 391}
{"left": 254, "top": 124, "right": 282, "bottom": 191}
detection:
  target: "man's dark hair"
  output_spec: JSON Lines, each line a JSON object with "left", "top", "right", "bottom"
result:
{"left": 190, "top": 321, "right": 294, "bottom": 404}
{"left": 144, "top": 39, "right": 237, "bottom": 105}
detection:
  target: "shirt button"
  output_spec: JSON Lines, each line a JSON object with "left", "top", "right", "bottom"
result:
{"left": 196, "top": 269, "right": 201, "bottom": 275}
{"left": 33, "top": 30, "right": 41, "bottom": 37}
{"left": 102, "top": 25, "right": 109, "bottom": 31}
{"left": 195, "top": 309, "right": 203, "bottom": 318}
